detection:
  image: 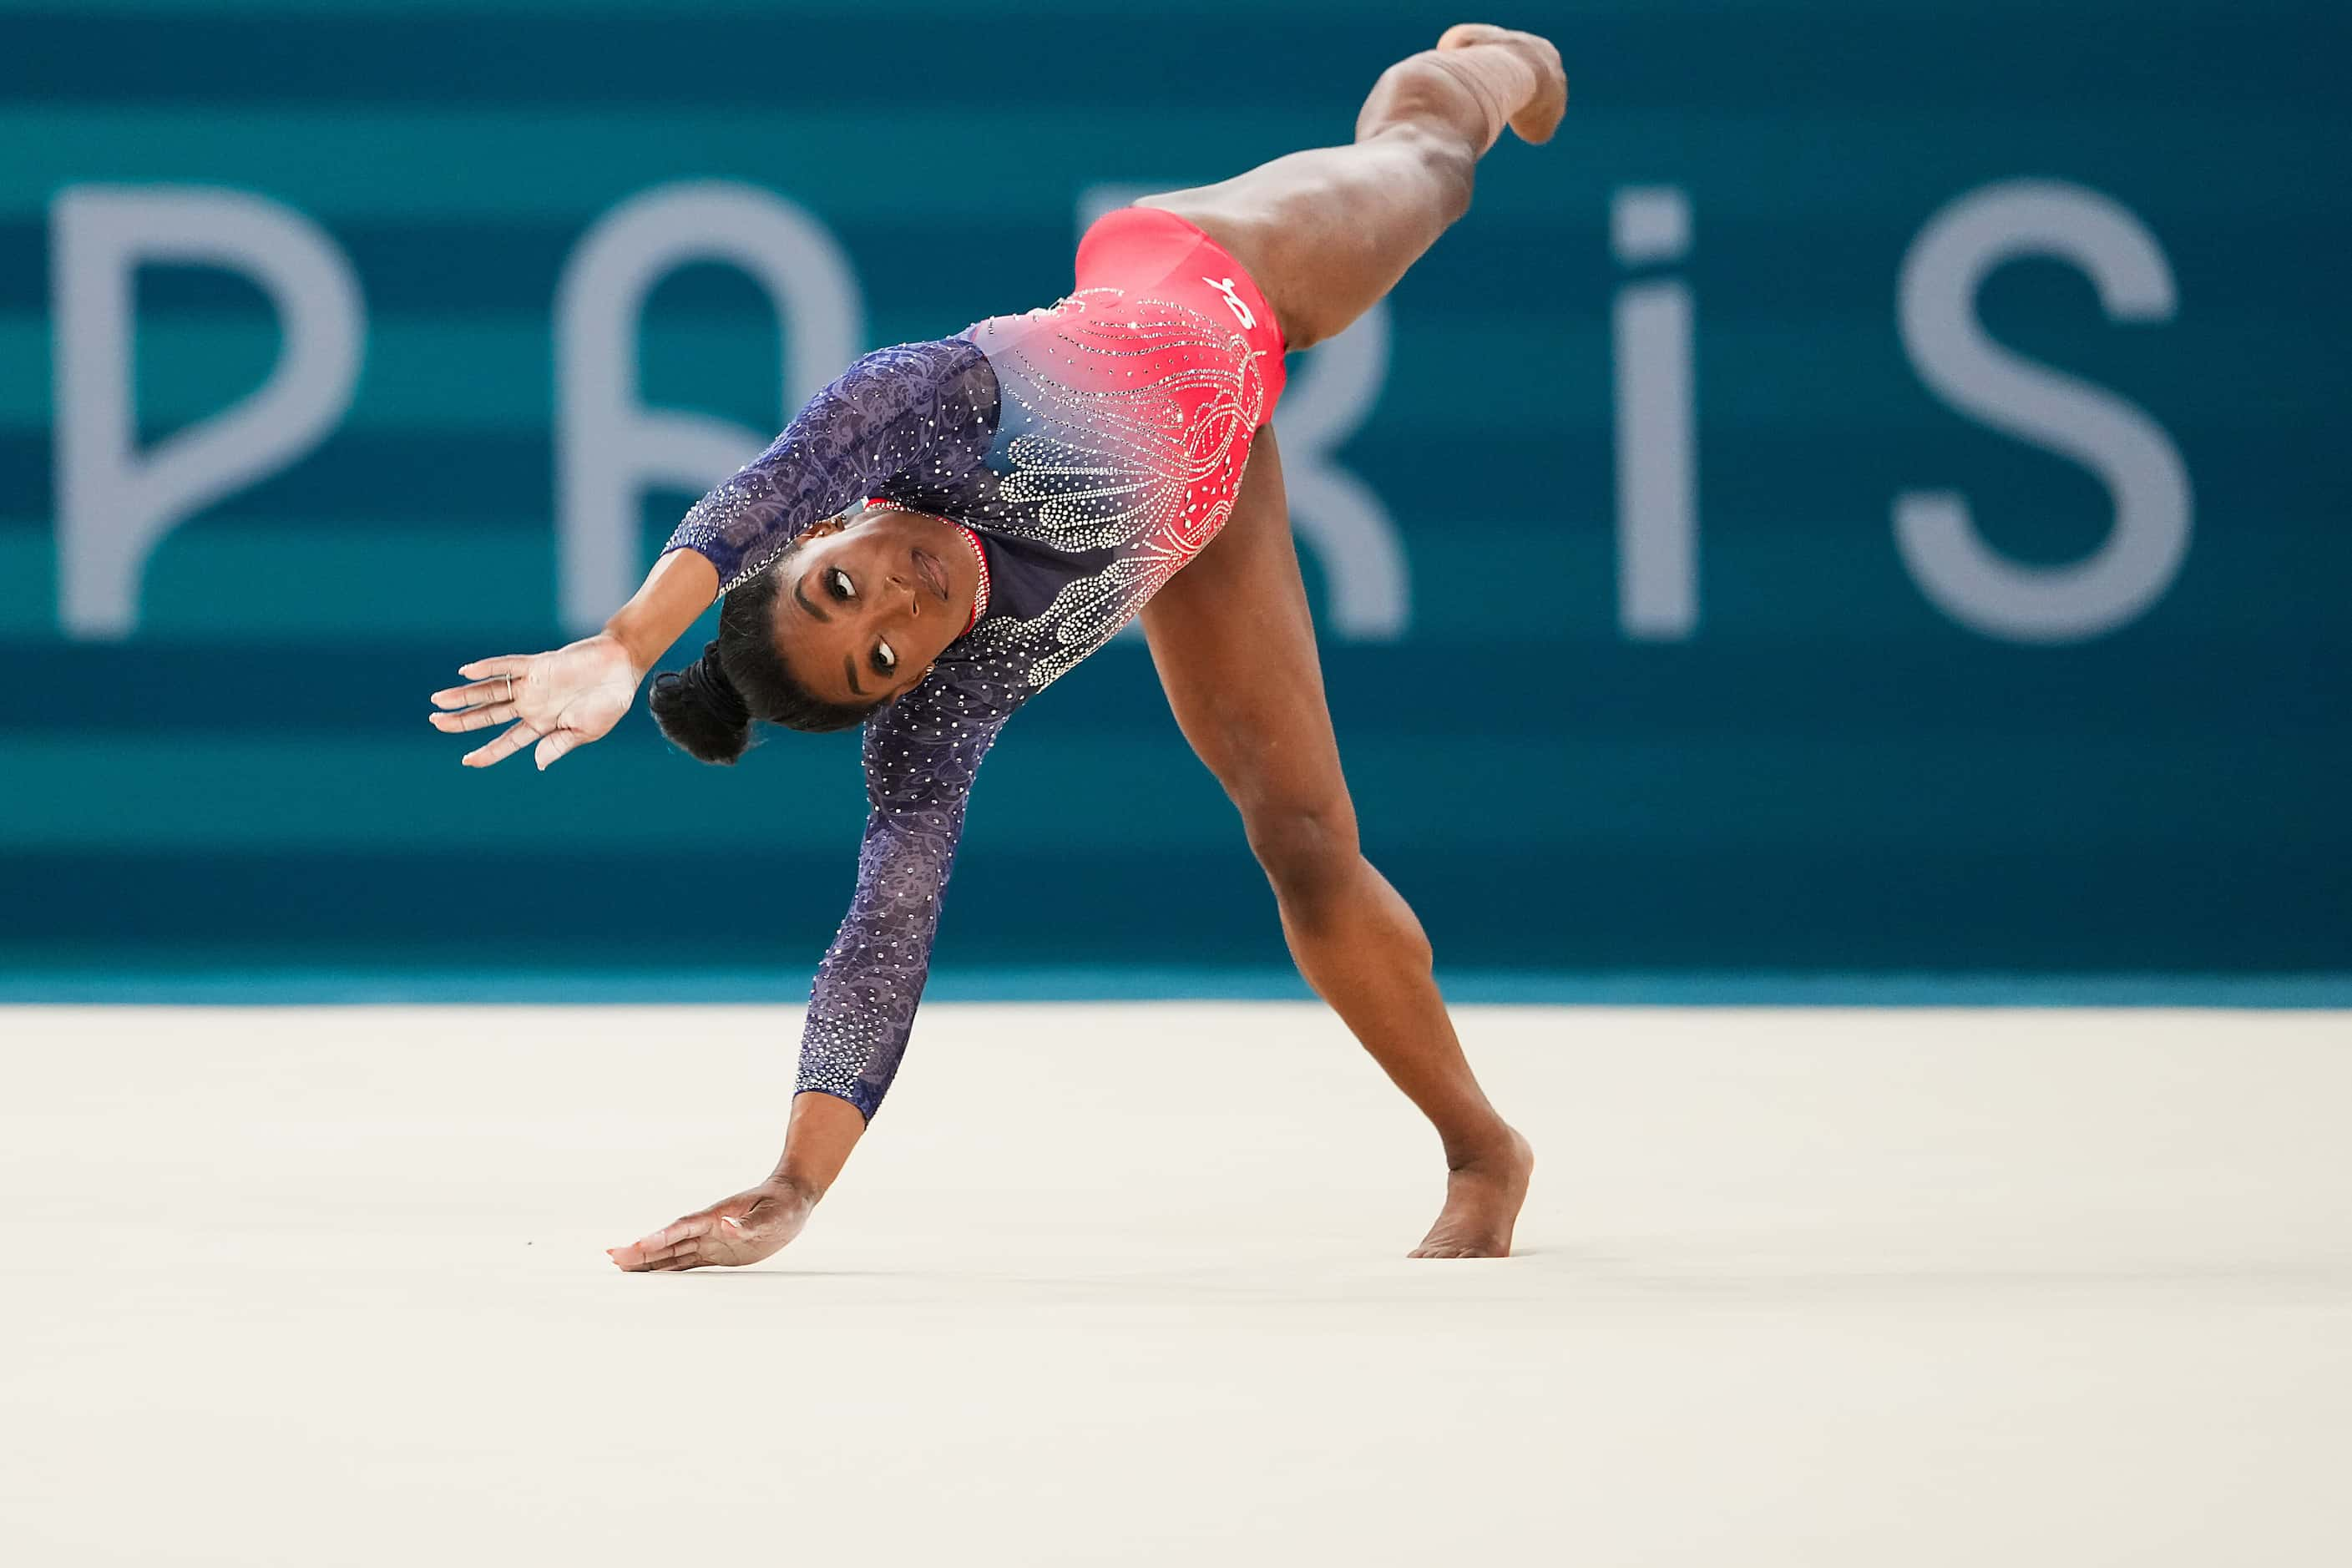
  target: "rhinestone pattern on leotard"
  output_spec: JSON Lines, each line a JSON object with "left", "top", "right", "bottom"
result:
{"left": 955, "top": 289, "right": 1268, "bottom": 690}
{"left": 660, "top": 288, "right": 1274, "bottom": 1119}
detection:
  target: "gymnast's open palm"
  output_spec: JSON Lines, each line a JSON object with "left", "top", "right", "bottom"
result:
{"left": 608, "top": 1181, "right": 817, "bottom": 1272}
{"left": 428, "top": 633, "right": 642, "bottom": 771}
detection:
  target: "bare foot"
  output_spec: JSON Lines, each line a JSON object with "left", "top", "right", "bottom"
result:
{"left": 1409, "top": 1125, "right": 1535, "bottom": 1258}
{"left": 1436, "top": 23, "right": 1569, "bottom": 144}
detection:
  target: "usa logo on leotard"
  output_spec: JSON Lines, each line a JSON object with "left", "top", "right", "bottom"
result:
{"left": 1202, "top": 276, "right": 1256, "bottom": 330}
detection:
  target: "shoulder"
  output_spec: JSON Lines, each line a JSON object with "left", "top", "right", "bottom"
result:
{"left": 794, "top": 338, "right": 999, "bottom": 463}
{"left": 832, "top": 337, "right": 995, "bottom": 409}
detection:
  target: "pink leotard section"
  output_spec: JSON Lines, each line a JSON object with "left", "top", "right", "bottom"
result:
{"left": 1071, "top": 205, "right": 1289, "bottom": 415}
{"left": 954, "top": 205, "right": 1290, "bottom": 594}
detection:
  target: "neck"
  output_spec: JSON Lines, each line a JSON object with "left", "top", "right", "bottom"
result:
{"left": 946, "top": 522, "right": 991, "bottom": 633}
{"left": 864, "top": 498, "right": 990, "bottom": 633}
{"left": 893, "top": 506, "right": 989, "bottom": 634}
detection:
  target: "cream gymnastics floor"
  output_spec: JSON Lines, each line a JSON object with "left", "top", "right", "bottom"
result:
{"left": 3, "top": 1003, "right": 2347, "bottom": 1565}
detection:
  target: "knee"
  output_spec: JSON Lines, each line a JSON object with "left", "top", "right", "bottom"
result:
{"left": 1242, "top": 797, "right": 1363, "bottom": 903}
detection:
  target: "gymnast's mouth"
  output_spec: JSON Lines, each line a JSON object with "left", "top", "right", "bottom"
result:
{"left": 910, "top": 546, "right": 949, "bottom": 604}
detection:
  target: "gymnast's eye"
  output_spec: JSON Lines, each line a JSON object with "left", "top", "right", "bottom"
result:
{"left": 827, "top": 568, "right": 855, "bottom": 601}
{"left": 873, "top": 641, "right": 898, "bottom": 677}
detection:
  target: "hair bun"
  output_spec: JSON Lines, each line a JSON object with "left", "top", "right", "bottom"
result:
{"left": 649, "top": 640, "right": 754, "bottom": 764}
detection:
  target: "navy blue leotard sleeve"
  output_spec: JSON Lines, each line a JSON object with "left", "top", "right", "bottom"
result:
{"left": 660, "top": 338, "right": 998, "bottom": 589}
{"left": 657, "top": 337, "right": 1008, "bottom": 1120}
{"left": 793, "top": 676, "right": 1013, "bottom": 1118}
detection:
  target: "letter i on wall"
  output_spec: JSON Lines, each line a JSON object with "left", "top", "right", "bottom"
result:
{"left": 1611, "top": 187, "right": 1697, "bottom": 640}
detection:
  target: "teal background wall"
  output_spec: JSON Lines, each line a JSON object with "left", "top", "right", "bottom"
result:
{"left": 1, "top": 1, "right": 2345, "bottom": 977}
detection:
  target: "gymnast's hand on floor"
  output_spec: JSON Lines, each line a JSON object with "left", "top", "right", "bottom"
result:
{"left": 607, "top": 1179, "right": 818, "bottom": 1272}
{"left": 428, "top": 632, "right": 642, "bottom": 771}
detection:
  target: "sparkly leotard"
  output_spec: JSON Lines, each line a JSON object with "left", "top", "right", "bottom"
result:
{"left": 662, "top": 208, "right": 1287, "bottom": 1117}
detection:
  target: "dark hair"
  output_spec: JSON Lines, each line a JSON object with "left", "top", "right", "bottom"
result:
{"left": 649, "top": 548, "right": 878, "bottom": 763}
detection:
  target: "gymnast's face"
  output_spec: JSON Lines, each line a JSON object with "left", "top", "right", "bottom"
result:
{"left": 769, "top": 510, "right": 975, "bottom": 707}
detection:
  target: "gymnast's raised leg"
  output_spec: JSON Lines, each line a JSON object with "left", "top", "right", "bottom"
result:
{"left": 1138, "top": 28, "right": 1564, "bottom": 1257}
{"left": 1137, "top": 24, "right": 1565, "bottom": 350}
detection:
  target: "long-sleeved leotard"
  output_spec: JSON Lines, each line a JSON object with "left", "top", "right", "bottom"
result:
{"left": 660, "top": 207, "right": 1288, "bottom": 1119}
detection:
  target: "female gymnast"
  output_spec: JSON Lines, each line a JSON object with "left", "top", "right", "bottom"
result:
{"left": 431, "top": 25, "right": 1565, "bottom": 1265}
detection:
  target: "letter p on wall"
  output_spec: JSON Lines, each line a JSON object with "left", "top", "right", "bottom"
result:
{"left": 52, "top": 186, "right": 364, "bottom": 640}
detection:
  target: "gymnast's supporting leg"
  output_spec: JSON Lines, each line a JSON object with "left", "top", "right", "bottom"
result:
{"left": 1130, "top": 31, "right": 1560, "bottom": 1252}
{"left": 1141, "top": 431, "right": 1531, "bottom": 1258}
{"left": 1138, "top": 24, "right": 1565, "bottom": 349}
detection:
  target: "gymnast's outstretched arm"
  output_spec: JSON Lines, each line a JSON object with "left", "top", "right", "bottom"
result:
{"left": 607, "top": 684, "right": 1012, "bottom": 1272}
{"left": 427, "top": 341, "right": 994, "bottom": 768}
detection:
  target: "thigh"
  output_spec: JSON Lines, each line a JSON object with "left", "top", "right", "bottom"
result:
{"left": 1141, "top": 428, "right": 1355, "bottom": 827}
{"left": 1138, "top": 131, "right": 1466, "bottom": 351}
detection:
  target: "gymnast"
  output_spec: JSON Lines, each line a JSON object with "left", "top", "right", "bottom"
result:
{"left": 431, "top": 25, "right": 1565, "bottom": 1265}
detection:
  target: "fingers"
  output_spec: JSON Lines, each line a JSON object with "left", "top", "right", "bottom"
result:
{"left": 429, "top": 702, "right": 517, "bottom": 734}
{"left": 609, "top": 1214, "right": 713, "bottom": 1271}
{"left": 654, "top": 1215, "right": 717, "bottom": 1252}
{"left": 608, "top": 1213, "right": 755, "bottom": 1272}
{"left": 432, "top": 680, "right": 503, "bottom": 711}
{"left": 534, "top": 729, "right": 583, "bottom": 771}
{"left": 607, "top": 1238, "right": 671, "bottom": 1272}
{"left": 434, "top": 657, "right": 534, "bottom": 718}
{"left": 650, "top": 1225, "right": 753, "bottom": 1272}
{"left": 460, "top": 719, "right": 539, "bottom": 769}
